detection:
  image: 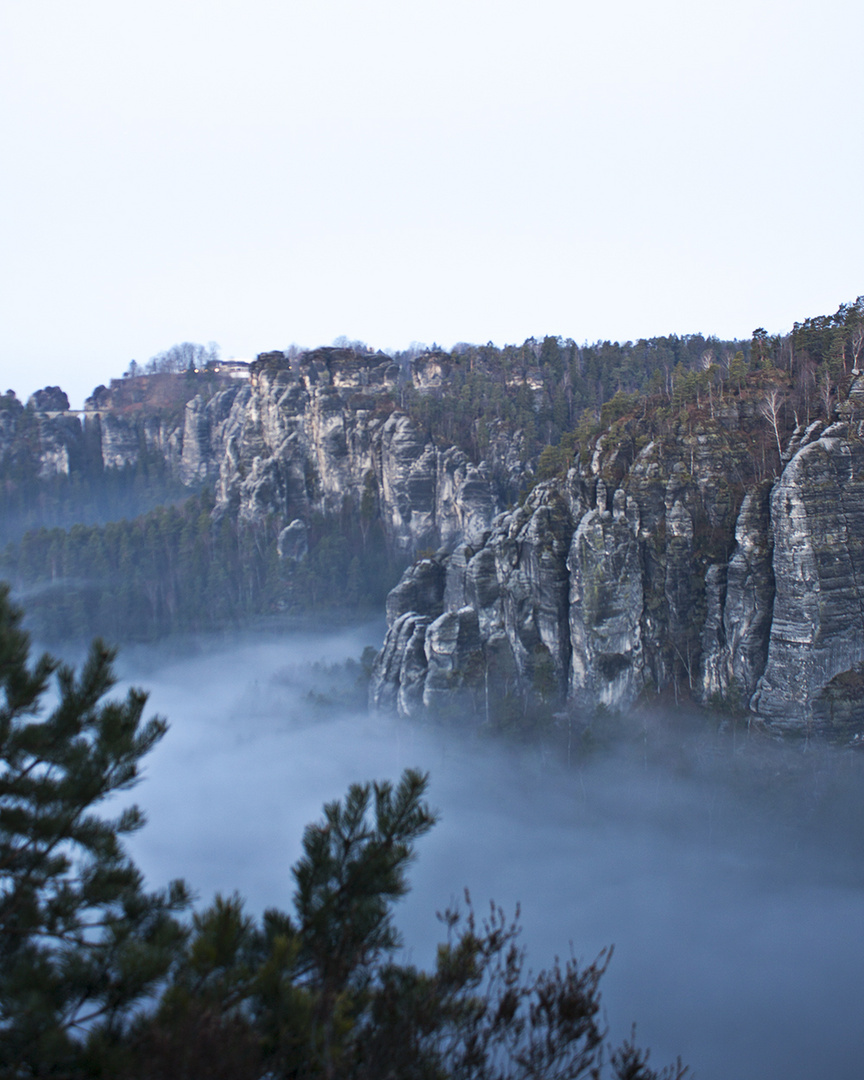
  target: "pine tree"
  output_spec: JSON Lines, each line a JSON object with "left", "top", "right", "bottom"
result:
{"left": 0, "top": 584, "right": 189, "bottom": 1075}
{"left": 0, "top": 583, "right": 687, "bottom": 1078}
{"left": 291, "top": 770, "right": 438, "bottom": 1078}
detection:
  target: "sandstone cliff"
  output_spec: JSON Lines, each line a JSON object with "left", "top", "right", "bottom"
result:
{"left": 12, "top": 337, "right": 864, "bottom": 735}
{"left": 6, "top": 351, "right": 528, "bottom": 558}
{"left": 371, "top": 407, "right": 864, "bottom": 736}
{"left": 196, "top": 350, "right": 524, "bottom": 555}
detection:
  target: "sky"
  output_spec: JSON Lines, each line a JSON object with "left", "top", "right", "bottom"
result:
{"left": 2, "top": 0, "right": 863, "bottom": 407}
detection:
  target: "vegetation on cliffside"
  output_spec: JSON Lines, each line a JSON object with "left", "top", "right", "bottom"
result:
{"left": 1, "top": 297, "right": 862, "bottom": 648}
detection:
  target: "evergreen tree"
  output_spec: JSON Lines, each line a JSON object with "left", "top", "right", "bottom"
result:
{"left": 0, "top": 585, "right": 189, "bottom": 1075}
{"left": 127, "top": 771, "right": 686, "bottom": 1080}
{"left": 0, "top": 587, "right": 686, "bottom": 1079}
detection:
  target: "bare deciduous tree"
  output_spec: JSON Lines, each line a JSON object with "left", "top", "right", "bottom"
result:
{"left": 819, "top": 368, "right": 835, "bottom": 418}
{"left": 759, "top": 388, "right": 784, "bottom": 461}
{"left": 851, "top": 324, "right": 864, "bottom": 374}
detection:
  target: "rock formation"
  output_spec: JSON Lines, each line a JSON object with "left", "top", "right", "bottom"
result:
{"left": 372, "top": 409, "right": 864, "bottom": 736}
{"left": 11, "top": 344, "right": 864, "bottom": 736}
{"left": 3, "top": 353, "right": 528, "bottom": 556}
{"left": 750, "top": 424, "right": 864, "bottom": 731}
{"left": 197, "top": 350, "right": 525, "bottom": 555}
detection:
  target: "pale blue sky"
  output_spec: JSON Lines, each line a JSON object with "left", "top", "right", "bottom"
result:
{"left": 2, "top": 0, "right": 862, "bottom": 406}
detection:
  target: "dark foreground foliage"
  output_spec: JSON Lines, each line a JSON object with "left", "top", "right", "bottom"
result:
{"left": 0, "top": 585, "right": 686, "bottom": 1079}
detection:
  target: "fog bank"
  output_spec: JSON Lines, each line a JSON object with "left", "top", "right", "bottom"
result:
{"left": 104, "top": 624, "right": 864, "bottom": 1080}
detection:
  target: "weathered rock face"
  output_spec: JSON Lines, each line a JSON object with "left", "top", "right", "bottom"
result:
{"left": 80, "top": 373, "right": 214, "bottom": 475}
{"left": 370, "top": 412, "right": 864, "bottom": 735}
{"left": 489, "top": 484, "right": 574, "bottom": 690}
{"left": 180, "top": 386, "right": 244, "bottom": 485}
{"left": 371, "top": 482, "right": 577, "bottom": 718}
{"left": 751, "top": 425, "right": 864, "bottom": 731}
{"left": 385, "top": 558, "right": 446, "bottom": 625}
{"left": 5, "top": 354, "right": 522, "bottom": 562}
{"left": 0, "top": 389, "right": 83, "bottom": 480}
{"left": 204, "top": 351, "right": 523, "bottom": 555}
{"left": 369, "top": 612, "right": 433, "bottom": 717}
{"left": 698, "top": 481, "right": 775, "bottom": 706}
{"left": 422, "top": 607, "right": 483, "bottom": 714}
{"left": 84, "top": 412, "right": 186, "bottom": 473}
{"left": 16, "top": 354, "right": 864, "bottom": 737}
{"left": 91, "top": 413, "right": 143, "bottom": 470}
{"left": 568, "top": 485, "right": 644, "bottom": 710}
{"left": 27, "top": 414, "right": 81, "bottom": 479}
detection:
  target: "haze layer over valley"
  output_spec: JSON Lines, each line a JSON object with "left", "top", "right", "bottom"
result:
{"left": 100, "top": 625, "right": 864, "bottom": 1080}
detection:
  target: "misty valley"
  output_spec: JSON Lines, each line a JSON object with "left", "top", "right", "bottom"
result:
{"left": 107, "top": 622, "right": 863, "bottom": 1080}
{"left": 4, "top": 306, "right": 864, "bottom": 1078}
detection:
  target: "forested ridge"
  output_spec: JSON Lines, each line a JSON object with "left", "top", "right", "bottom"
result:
{"left": 2, "top": 298, "right": 862, "bottom": 645}
{"left": 403, "top": 330, "right": 747, "bottom": 459}
{"left": 3, "top": 301, "right": 864, "bottom": 1070}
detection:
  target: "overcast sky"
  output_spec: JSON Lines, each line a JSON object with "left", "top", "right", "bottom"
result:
{"left": 2, "top": 0, "right": 862, "bottom": 406}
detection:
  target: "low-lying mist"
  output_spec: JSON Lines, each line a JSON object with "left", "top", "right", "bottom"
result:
{"left": 96, "top": 622, "right": 864, "bottom": 1080}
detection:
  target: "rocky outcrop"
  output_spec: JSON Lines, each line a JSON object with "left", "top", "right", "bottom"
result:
{"left": 0, "top": 389, "right": 83, "bottom": 480}
{"left": 371, "top": 482, "right": 578, "bottom": 719}
{"left": 371, "top": 412, "right": 864, "bottom": 735}
{"left": 568, "top": 485, "right": 644, "bottom": 709}
{"left": 698, "top": 419, "right": 864, "bottom": 733}
{"left": 204, "top": 351, "right": 524, "bottom": 555}
{"left": 698, "top": 481, "right": 775, "bottom": 706}
{"left": 27, "top": 387, "right": 69, "bottom": 412}
{"left": 33, "top": 415, "right": 83, "bottom": 479}
{"left": 180, "top": 386, "right": 244, "bottom": 485}
{"left": 16, "top": 353, "right": 864, "bottom": 737}
{"left": 385, "top": 558, "right": 446, "bottom": 625}
{"left": 751, "top": 425, "right": 864, "bottom": 731}
{"left": 3, "top": 355, "right": 524, "bottom": 561}
{"left": 369, "top": 612, "right": 433, "bottom": 717}
{"left": 421, "top": 607, "right": 483, "bottom": 714}
{"left": 488, "top": 484, "right": 574, "bottom": 690}
{"left": 277, "top": 520, "right": 308, "bottom": 563}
